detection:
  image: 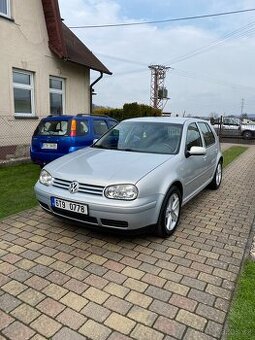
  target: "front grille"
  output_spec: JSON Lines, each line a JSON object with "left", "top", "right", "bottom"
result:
{"left": 52, "top": 178, "right": 104, "bottom": 196}
{"left": 52, "top": 207, "right": 98, "bottom": 224}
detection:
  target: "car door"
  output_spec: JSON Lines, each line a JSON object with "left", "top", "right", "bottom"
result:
{"left": 181, "top": 123, "right": 208, "bottom": 201}
{"left": 197, "top": 122, "right": 218, "bottom": 179}
{"left": 32, "top": 118, "right": 70, "bottom": 156}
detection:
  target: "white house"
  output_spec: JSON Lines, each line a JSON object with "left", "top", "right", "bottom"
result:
{"left": 0, "top": 0, "right": 111, "bottom": 160}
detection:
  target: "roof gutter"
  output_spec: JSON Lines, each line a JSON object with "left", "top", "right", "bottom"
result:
{"left": 90, "top": 72, "right": 103, "bottom": 114}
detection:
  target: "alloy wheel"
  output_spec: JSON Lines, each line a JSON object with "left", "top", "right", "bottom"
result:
{"left": 165, "top": 193, "right": 180, "bottom": 231}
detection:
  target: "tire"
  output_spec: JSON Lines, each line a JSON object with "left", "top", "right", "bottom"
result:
{"left": 156, "top": 186, "right": 181, "bottom": 238}
{"left": 243, "top": 130, "right": 252, "bottom": 140}
{"left": 209, "top": 161, "right": 222, "bottom": 190}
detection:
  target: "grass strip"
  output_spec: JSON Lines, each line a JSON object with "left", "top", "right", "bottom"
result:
{"left": 224, "top": 145, "right": 254, "bottom": 339}
{"left": 0, "top": 163, "right": 40, "bottom": 219}
{"left": 223, "top": 145, "right": 248, "bottom": 167}
{"left": 227, "top": 259, "right": 255, "bottom": 340}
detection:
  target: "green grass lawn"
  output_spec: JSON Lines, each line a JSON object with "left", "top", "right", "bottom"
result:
{"left": 0, "top": 163, "right": 40, "bottom": 219}
{"left": 223, "top": 145, "right": 247, "bottom": 167}
{"left": 222, "top": 146, "right": 255, "bottom": 339}
{"left": 227, "top": 259, "right": 255, "bottom": 340}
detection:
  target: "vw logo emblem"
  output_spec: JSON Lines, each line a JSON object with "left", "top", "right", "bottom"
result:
{"left": 69, "top": 181, "right": 79, "bottom": 194}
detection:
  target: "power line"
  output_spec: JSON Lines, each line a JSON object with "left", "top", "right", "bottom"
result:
{"left": 171, "top": 68, "right": 255, "bottom": 91}
{"left": 101, "top": 63, "right": 255, "bottom": 92}
{"left": 68, "top": 8, "right": 255, "bottom": 29}
{"left": 96, "top": 53, "right": 147, "bottom": 66}
{"left": 163, "top": 20, "right": 255, "bottom": 65}
{"left": 96, "top": 20, "right": 255, "bottom": 74}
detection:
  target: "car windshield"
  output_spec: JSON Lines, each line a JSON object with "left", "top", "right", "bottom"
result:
{"left": 35, "top": 120, "right": 69, "bottom": 136}
{"left": 93, "top": 121, "right": 183, "bottom": 154}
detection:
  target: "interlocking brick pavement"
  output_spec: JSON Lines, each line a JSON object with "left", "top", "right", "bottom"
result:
{"left": 0, "top": 146, "right": 255, "bottom": 339}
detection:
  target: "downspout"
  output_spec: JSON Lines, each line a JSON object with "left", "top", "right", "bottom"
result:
{"left": 90, "top": 72, "right": 103, "bottom": 114}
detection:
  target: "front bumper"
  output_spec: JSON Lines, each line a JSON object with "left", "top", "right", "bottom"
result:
{"left": 35, "top": 182, "right": 163, "bottom": 230}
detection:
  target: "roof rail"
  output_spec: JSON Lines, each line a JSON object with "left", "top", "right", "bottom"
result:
{"left": 76, "top": 113, "right": 90, "bottom": 116}
{"left": 90, "top": 114, "right": 111, "bottom": 118}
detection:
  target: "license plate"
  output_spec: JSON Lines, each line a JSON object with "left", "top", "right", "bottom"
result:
{"left": 51, "top": 197, "right": 88, "bottom": 215}
{"left": 42, "top": 143, "right": 57, "bottom": 150}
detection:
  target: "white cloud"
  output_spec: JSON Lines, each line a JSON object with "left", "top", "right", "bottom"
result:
{"left": 59, "top": 0, "right": 255, "bottom": 116}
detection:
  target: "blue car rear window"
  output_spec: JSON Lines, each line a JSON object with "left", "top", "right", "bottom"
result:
{"left": 35, "top": 120, "right": 69, "bottom": 136}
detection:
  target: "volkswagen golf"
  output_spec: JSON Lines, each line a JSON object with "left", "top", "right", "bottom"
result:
{"left": 34, "top": 117, "right": 222, "bottom": 237}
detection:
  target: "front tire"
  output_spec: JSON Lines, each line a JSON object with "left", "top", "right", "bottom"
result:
{"left": 156, "top": 186, "right": 181, "bottom": 238}
{"left": 209, "top": 161, "right": 222, "bottom": 190}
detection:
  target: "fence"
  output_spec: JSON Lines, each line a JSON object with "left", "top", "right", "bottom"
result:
{"left": 0, "top": 115, "right": 39, "bottom": 161}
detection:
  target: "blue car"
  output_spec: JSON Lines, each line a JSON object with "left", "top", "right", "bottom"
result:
{"left": 30, "top": 114, "right": 117, "bottom": 167}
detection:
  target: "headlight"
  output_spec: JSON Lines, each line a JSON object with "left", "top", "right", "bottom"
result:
{"left": 105, "top": 184, "right": 138, "bottom": 200}
{"left": 39, "top": 170, "right": 53, "bottom": 186}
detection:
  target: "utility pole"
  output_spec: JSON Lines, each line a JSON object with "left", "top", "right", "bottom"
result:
{"left": 148, "top": 65, "right": 171, "bottom": 110}
{"left": 241, "top": 98, "right": 245, "bottom": 116}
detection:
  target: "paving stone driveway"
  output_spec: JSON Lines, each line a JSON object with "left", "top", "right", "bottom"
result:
{"left": 0, "top": 147, "right": 255, "bottom": 340}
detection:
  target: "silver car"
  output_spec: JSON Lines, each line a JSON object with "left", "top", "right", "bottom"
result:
{"left": 35, "top": 117, "right": 223, "bottom": 237}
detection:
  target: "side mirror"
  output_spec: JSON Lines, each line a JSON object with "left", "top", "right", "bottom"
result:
{"left": 187, "top": 146, "right": 206, "bottom": 157}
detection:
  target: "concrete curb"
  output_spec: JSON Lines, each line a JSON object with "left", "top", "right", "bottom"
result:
{"left": 0, "top": 157, "right": 31, "bottom": 168}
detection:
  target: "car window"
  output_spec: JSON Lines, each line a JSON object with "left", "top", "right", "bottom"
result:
{"left": 93, "top": 120, "right": 108, "bottom": 136}
{"left": 198, "top": 122, "right": 215, "bottom": 147}
{"left": 35, "top": 120, "right": 69, "bottom": 136}
{"left": 186, "top": 123, "right": 202, "bottom": 151}
{"left": 76, "top": 120, "right": 89, "bottom": 136}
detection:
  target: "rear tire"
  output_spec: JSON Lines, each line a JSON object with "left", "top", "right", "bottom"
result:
{"left": 243, "top": 130, "right": 252, "bottom": 140}
{"left": 209, "top": 161, "right": 222, "bottom": 190}
{"left": 156, "top": 186, "right": 181, "bottom": 238}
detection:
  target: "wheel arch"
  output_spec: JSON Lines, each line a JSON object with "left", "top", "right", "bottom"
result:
{"left": 169, "top": 181, "right": 183, "bottom": 200}
{"left": 156, "top": 181, "right": 183, "bottom": 237}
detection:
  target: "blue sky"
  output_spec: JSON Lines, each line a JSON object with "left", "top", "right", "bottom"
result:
{"left": 59, "top": 0, "right": 255, "bottom": 116}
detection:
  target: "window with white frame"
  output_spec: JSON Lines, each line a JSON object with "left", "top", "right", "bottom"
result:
{"left": 49, "top": 76, "right": 65, "bottom": 115}
{"left": 13, "top": 69, "right": 35, "bottom": 116}
{"left": 0, "top": 0, "right": 11, "bottom": 18}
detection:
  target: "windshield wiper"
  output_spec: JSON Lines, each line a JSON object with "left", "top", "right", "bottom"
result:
{"left": 92, "top": 145, "right": 117, "bottom": 150}
{"left": 92, "top": 144, "right": 107, "bottom": 149}
{"left": 119, "top": 148, "right": 137, "bottom": 152}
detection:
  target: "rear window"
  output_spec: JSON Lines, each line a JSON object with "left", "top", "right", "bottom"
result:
{"left": 35, "top": 120, "right": 69, "bottom": 136}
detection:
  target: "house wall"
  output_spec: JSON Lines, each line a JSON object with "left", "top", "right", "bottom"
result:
{"left": 0, "top": 0, "right": 90, "bottom": 158}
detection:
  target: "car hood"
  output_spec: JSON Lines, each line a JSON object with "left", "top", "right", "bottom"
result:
{"left": 45, "top": 147, "right": 173, "bottom": 185}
